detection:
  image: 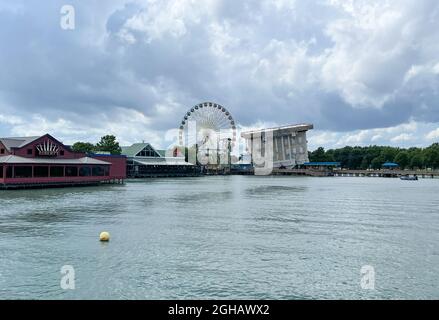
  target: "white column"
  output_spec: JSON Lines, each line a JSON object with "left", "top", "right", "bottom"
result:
{"left": 278, "top": 136, "right": 284, "bottom": 161}
{"left": 287, "top": 134, "right": 292, "bottom": 161}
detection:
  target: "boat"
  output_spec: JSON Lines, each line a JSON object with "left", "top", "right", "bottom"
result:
{"left": 400, "top": 175, "right": 418, "bottom": 181}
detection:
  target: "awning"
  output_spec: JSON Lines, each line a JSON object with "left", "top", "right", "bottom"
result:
{"left": 0, "top": 155, "right": 111, "bottom": 165}
{"left": 133, "top": 159, "right": 193, "bottom": 166}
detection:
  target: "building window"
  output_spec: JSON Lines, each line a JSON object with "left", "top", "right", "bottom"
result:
{"left": 60, "top": 150, "right": 65, "bottom": 156}
{"left": 0, "top": 148, "right": 4, "bottom": 154}
{"left": 92, "top": 166, "right": 105, "bottom": 176}
{"left": 50, "top": 166, "right": 64, "bottom": 177}
{"left": 65, "top": 166, "right": 78, "bottom": 177}
{"left": 27, "top": 149, "right": 33, "bottom": 155}
{"left": 79, "top": 166, "right": 91, "bottom": 176}
{"left": 14, "top": 166, "right": 33, "bottom": 178}
{"left": 34, "top": 166, "right": 49, "bottom": 177}
{"left": 6, "top": 166, "right": 13, "bottom": 178}
{"left": 0, "top": 165, "right": 3, "bottom": 178}
{"left": 136, "top": 146, "right": 159, "bottom": 157}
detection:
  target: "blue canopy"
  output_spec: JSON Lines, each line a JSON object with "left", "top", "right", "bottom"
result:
{"left": 303, "top": 162, "right": 341, "bottom": 167}
{"left": 382, "top": 162, "right": 399, "bottom": 168}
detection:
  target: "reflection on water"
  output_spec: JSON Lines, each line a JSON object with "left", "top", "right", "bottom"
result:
{"left": 245, "top": 185, "right": 308, "bottom": 197}
{"left": 0, "top": 176, "right": 439, "bottom": 299}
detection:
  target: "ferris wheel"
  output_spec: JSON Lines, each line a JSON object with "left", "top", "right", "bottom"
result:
{"left": 178, "top": 102, "right": 237, "bottom": 152}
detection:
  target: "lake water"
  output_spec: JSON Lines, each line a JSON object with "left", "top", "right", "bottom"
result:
{"left": 0, "top": 176, "right": 438, "bottom": 299}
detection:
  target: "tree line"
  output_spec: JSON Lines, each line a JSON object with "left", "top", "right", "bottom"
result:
{"left": 308, "top": 143, "right": 439, "bottom": 170}
{"left": 71, "top": 135, "right": 122, "bottom": 155}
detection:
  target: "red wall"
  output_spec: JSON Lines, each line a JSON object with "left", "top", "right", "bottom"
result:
{"left": 92, "top": 155, "right": 127, "bottom": 179}
{"left": 0, "top": 141, "right": 10, "bottom": 156}
{"left": 0, "top": 135, "right": 127, "bottom": 185}
{"left": 3, "top": 175, "right": 111, "bottom": 185}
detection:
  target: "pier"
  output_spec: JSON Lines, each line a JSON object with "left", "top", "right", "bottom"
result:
{"left": 271, "top": 168, "right": 439, "bottom": 178}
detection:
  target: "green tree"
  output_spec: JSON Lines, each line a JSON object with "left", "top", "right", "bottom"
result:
{"left": 71, "top": 142, "right": 95, "bottom": 154}
{"left": 371, "top": 156, "right": 385, "bottom": 169}
{"left": 394, "top": 151, "right": 409, "bottom": 169}
{"left": 410, "top": 154, "right": 424, "bottom": 169}
{"left": 305, "top": 143, "right": 439, "bottom": 170}
{"left": 309, "top": 147, "right": 327, "bottom": 162}
{"left": 95, "top": 135, "right": 122, "bottom": 155}
{"left": 350, "top": 147, "right": 364, "bottom": 169}
{"left": 381, "top": 147, "right": 399, "bottom": 164}
{"left": 360, "top": 157, "right": 370, "bottom": 169}
{"left": 423, "top": 143, "right": 439, "bottom": 169}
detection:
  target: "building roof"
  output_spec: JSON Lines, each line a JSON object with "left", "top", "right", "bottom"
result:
{"left": 156, "top": 149, "right": 166, "bottom": 157}
{"left": 382, "top": 162, "right": 399, "bottom": 167}
{"left": 91, "top": 154, "right": 127, "bottom": 158}
{"left": 241, "top": 123, "right": 313, "bottom": 138}
{"left": 304, "top": 162, "right": 341, "bottom": 166}
{"left": 0, "top": 136, "right": 41, "bottom": 151}
{"left": 121, "top": 143, "right": 159, "bottom": 157}
{"left": 122, "top": 143, "right": 186, "bottom": 161}
{"left": 0, "top": 155, "right": 111, "bottom": 165}
{"left": 133, "top": 159, "right": 193, "bottom": 166}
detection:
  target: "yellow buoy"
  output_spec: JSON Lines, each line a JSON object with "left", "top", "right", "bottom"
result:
{"left": 99, "top": 231, "right": 110, "bottom": 241}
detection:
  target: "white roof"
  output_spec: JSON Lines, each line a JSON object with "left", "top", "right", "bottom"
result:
{"left": 133, "top": 159, "right": 193, "bottom": 166}
{"left": 241, "top": 123, "right": 313, "bottom": 137}
{"left": 0, "top": 155, "right": 111, "bottom": 165}
{"left": 0, "top": 136, "right": 41, "bottom": 151}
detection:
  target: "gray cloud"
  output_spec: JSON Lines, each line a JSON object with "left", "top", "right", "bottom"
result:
{"left": 0, "top": 0, "right": 438, "bottom": 148}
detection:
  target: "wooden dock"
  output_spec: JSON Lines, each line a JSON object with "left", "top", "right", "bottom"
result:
{"left": 0, "top": 179, "right": 124, "bottom": 190}
{"left": 271, "top": 168, "right": 439, "bottom": 178}
{"left": 332, "top": 169, "right": 439, "bottom": 178}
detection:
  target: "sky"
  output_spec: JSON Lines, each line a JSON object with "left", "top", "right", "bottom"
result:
{"left": 0, "top": 0, "right": 438, "bottom": 151}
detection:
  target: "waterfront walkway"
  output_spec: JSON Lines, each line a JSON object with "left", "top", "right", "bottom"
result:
{"left": 272, "top": 168, "right": 439, "bottom": 178}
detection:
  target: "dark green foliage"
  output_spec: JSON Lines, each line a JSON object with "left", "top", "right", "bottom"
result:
{"left": 72, "top": 135, "right": 122, "bottom": 155}
{"left": 71, "top": 142, "right": 95, "bottom": 154}
{"left": 95, "top": 135, "right": 122, "bottom": 155}
{"left": 309, "top": 144, "right": 439, "bottom": 169}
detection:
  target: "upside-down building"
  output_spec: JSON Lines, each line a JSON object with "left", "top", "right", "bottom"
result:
{"left": 241, "top": 123, "right": 313, "bottom": 168}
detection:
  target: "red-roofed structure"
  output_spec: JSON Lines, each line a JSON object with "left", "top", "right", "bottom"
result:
{"left": 0, "top": 134, "right": 126, "bottom": 189}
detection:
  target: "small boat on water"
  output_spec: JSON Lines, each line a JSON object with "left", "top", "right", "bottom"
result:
{"left": 400, "top": 175, "right": 418, "bottom": 181}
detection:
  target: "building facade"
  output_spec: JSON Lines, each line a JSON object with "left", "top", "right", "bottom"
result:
{"left": 122, "top": 143, "right": 199, "bottom": 178}
{"left": 0, "top": 134, "right": 126, "bottom": 189}
{"left": 241, "top": 124, "right": 313, "bottom": 168}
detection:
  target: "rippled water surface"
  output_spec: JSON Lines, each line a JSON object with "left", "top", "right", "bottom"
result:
{"left": 0, "top": 176, "right": 438, "bottom": 299}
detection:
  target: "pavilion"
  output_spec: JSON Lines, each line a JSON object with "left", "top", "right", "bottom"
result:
{"left": 121, "top": 143, "right": 199, "bottom": 178}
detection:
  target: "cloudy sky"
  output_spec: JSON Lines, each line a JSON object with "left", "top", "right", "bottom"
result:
{"left": 0, "top": 0, "right": 438, "bottom": 150}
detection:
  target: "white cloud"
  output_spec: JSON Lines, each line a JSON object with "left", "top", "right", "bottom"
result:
{"left": 208, "top": 21, "right": 241, "bottom": 59}
{"left": 320, "top": 0, "right": 439, "bottom": 108}
{"left": 391, "top": 133, "right": 413, "bottom": 143}
{"left": 307, "top": 120, "right": 435, "bottom": 150}
{"left": 426, "top": 128, "right": 439, "bottom": 140}
{"left": 0, "top": 114, "right": 24, "bottom": 126}
{"left": 122, "top": 0, "right": 218, "bottom": 42}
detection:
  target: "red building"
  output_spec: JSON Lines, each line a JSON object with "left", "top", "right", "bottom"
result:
{"left": 0, "top": 134, "right": 126, "bottom": 189}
